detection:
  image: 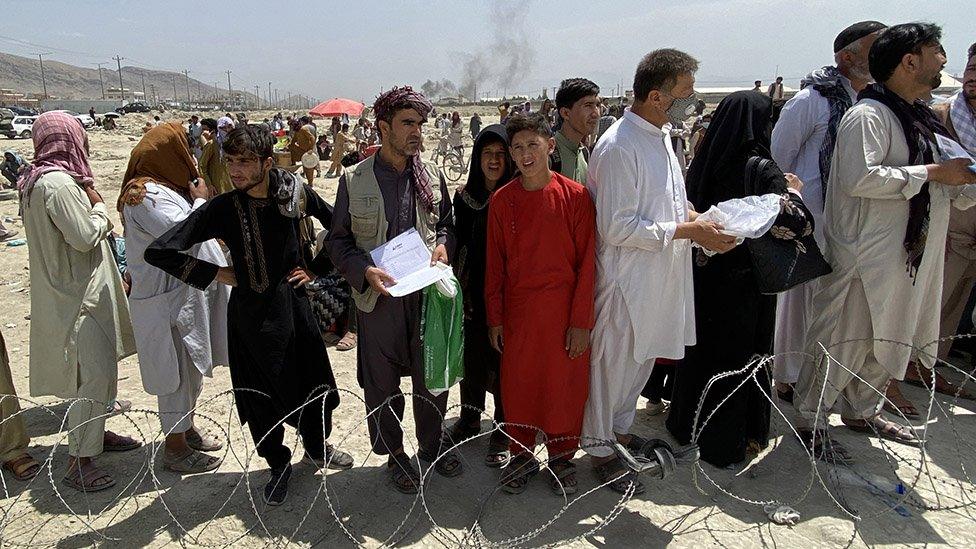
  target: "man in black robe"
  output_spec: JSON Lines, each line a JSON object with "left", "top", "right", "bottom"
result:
{"left": 325, "top": 87, "right": 462, "bottom": 493}
{"left": 146, "top": 124, "right": 352, "bottom": 505}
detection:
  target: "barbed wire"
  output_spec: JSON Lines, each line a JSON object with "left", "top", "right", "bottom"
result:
{"left": 0, "top": 333, "right": 973, "bottom": 547}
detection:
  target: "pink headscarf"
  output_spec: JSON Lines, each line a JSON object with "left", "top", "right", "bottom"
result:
{"left": 18, "top": 111, "right": 95, "bottom": 206}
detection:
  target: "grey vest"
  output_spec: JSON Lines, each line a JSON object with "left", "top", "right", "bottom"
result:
{"left": 345, "top": 154, "right": 441, "bottom": 312}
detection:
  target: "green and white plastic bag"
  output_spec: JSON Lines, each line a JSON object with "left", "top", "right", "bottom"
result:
{"left": 422, "top": 268, "right": 464, "bottom": 396}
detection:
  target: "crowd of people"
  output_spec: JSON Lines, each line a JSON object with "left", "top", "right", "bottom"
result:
{"left": 1, "top": 20, "right": 975, "bottom": 511}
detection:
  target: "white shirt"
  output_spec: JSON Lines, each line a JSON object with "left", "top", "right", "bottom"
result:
{"left": 586, "top": 109, "right": 695, "bottom": 362}
{"left": 810, "top": 99, "right": 976, "bottom": 377}
{"left": 771, "top": 77, "right": 856, "bottom": 242}
{"left": 123, "top": 183, "right": 229, "bottom": 394}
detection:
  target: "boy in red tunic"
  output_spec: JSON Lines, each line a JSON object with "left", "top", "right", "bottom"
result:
{"left": 485, "top": 113, "right": 597, "bottom": 495}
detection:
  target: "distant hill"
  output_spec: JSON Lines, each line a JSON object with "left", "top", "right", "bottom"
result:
{"left": 0, "top": 51, "right": 258, "bottom": 104}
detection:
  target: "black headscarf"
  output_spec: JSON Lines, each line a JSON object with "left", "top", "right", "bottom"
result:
{"left": 686, "top": 91, "right": 780, "bottom": 210}
{"left": 462, "top": 124, "right": 514, "bottom": 207}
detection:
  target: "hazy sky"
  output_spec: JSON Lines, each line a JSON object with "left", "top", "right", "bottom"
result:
{"left": 3, "top": 0, "right": 974, "bottom": 102}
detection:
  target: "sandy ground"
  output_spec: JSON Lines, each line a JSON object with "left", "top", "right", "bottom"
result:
{"left": 0, "top": 110, "right": 975, "bottom": 547}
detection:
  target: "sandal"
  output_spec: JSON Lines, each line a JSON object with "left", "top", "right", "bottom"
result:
{"left": 419, "top": 446, "right": 464, "bottom": 478}
{"left": 905, "top": 366, "right": 976, "bottom": 400}
{"left": 388, "top": 453, "right": 421, "bottom": 494}
{"left": 103, "top": 430, "right": 142, "bottom": 452}
{"left": 843, "top": 416, "right": 921, "bottom": 447}
{"left": 623, "top": 434, "right": 649, "bottom": 455}
{"left": 3, "top": 454, "right": 40, "bottom": 481}
{"left": 547, "top": 459, "right": 578, "bottom": 496}
{"left": 63, "top": 460, "right": 116, "bottom": 492}
{"left": 446, "top": 420, "right": 481, "bottom": 443}
{"left": 186, "top": 429, "right": 224, "bottom": 452}
{"left": 335, "top": 332, "right": 357, "bottom": 352}
{"left": 594, "top": 456, "right": 644, "bottom": 495}
{"left": 305, "top": 443, "right": 354, "bottom": 470}
{"left": 485, "top": 434, "right": 511, "bottom": 468}
{"left": 883, "top": 383, "right": 920, "bottom": 420}
{"left": 501, "top": 453, "right": 540, "bottom": 494}
{"left": 163, "top": 448, "right": 222, "bottom": 474}
{"left": 796, "top": 429, "right": 855, "bottom": 464}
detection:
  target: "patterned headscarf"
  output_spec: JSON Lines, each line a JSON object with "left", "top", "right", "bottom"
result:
{"left": 17, "top": 111, "right": 95, "bottom": 207}
{"left": 373, "top": 86, "right": 435, "bottom": 212}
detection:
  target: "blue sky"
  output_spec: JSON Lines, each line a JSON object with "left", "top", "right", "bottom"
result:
{"left": 3, "top": 0, "right": 974, "bottom": 102}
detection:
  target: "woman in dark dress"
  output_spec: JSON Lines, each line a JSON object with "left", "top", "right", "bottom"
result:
{"left": 446, "top": 124, "right": 515, "bottom": 467}
{"left": 666, "top": 91, "right": 814, "bottom": 467}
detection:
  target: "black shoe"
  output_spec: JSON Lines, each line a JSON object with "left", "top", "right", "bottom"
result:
{"left": 263, "top": 464, "right": 292, "bottom": 506}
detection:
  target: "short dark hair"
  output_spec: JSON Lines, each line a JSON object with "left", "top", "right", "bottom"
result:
{"left": 868, "top": 22, "right": 943, "bottom": 83}
{"left": 775, "top": 76, "right": 783, "bottom": 82}
{"left": 341, "top": 123, "right": 349, "bottom": 131}
{"left": 505, "top": 113, "right": 551, "bottom": 141}
{"left": 555, "top": 78, "right": 600, "bottom": 110}
{"left": 755, "top": 80, "right": 762, "bottom": 86}
{"left": 222, "top": 124, "right": 274, "bottom": 160}
{"left": 633, "top": 49, "right": 699, "bottom": 102}
{"left": 968, "top": 42, "right": 976, "bottom": 62}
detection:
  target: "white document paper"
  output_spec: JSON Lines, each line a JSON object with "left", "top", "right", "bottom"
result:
{"left": 370, "top": 229, "right": 451, "bottom": 297}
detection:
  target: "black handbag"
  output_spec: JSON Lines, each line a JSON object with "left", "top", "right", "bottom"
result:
{"left": 743, "top": 156, "right": 832, "bottom": 294}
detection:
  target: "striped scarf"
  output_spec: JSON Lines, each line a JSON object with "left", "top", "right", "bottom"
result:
{"left": 949, "top": 91, "right": 976, "bottom": 155}
{"left": 800, "top": 66, "right": 853, "bottom": 204}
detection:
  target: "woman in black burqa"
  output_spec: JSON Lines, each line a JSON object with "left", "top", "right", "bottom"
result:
{"left": 667, "top": 91, "right": 814, "bottom": 467}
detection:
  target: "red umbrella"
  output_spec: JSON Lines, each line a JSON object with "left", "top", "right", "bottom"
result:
{"left": 309, "top": 98, "right": 365, "bottom": 118}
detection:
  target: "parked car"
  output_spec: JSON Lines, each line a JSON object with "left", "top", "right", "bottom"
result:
{"left": 2, "top": 116, "right": 37, "bottom": 138}
{"left": 6, "top": 106, "right": 38, "bottom": 116}
{"left": 0, "top": 109, "right": 15, "bottom": 137}
{"left": 116, "top": 102, "right": 151, "bottom": 114}
{"left": 56, "top": 110, "right": 95, "bottom": 129}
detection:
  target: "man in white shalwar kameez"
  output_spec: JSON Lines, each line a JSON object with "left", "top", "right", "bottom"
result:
{"left": 119, "top": 122, "right": 230, "bottom": 473}
{"left": 793, "top": 24, "right": 976, "bottom": 461}
{"left": 771, "top": 21, "right": 885, "bottom": 398}
{"left": 581, "top": 49, "right": 736, "bottom": 493}
{"left": 20, "top": 111, "right": 141, "bottom": 493}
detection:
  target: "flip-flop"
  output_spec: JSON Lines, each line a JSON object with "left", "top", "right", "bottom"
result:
{"left": 163, "top": 449, "right": 222, "bottom": 474}
{"left": 3, "top": 454, "right": 40, "bottom": 481}
{"left": 63, "top": 460, "right": 116, "bottom": 492}
{"left": 843, "top": 417, "right": 921, "bottom": 447}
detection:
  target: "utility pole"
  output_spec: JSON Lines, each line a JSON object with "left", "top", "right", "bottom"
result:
{"left": 274, "top": 89, "right": 279, "bottom": 108}
{"left": 225, "top": 70, "right": 233, "bottom": 99}
{"left": 150, "top": 84, "right": 156, "bottom": 105}
{"left": 184, "top": 69, "right": 191, "bottom": 103}
{"left": 34, "top": 52, "right": 52, "bottom": 99}
{"left": 140, "top": 73, "right": 146, "bottom": 101}
{"left": 268, "top": 82, "right": 272, "bottom": 109}
{"left": 94, "top": 62, "right": 107, "bottom": 99}
{"left": 253, "top": 85, "right": 260, "bottom": 110}
{"left": 172, "top": 74, "right": 177, "bottom": 103}
{"left": 113, "top": 55, "right": 125, "bottom": 103}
